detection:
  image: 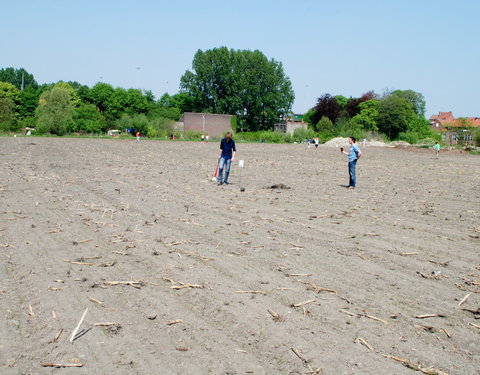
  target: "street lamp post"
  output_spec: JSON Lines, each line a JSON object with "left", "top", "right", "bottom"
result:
{"left": 202, "top": 115, "right": 205, "bottom": 133}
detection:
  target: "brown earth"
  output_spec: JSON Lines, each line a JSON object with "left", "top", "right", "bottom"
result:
{"left": 0, "top": 137, "right": 479, "bottom": 375}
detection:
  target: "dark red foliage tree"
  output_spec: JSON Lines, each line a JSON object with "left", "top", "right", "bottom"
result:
{"left": 312, "top": 94, "right": 340, "bottom": 125}
{"left": 346, "top": 90, "right": 376, "bottom": 118}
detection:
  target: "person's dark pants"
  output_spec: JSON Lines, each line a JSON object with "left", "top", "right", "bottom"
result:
{"left": 348, "top": 160, "right": 357, "bottom": 187}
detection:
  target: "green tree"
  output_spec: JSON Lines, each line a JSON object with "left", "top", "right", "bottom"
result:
{"left": 0, "top": 97, "right": 17, "bottom": 131}
{"left": 180, "top": 47, "right": 294, "bottom": 131}
{"left": 88, "top": 82, "right": 115, "bottom": 114}
{"left": 352, "top": 99, "right": 379, "bottom": 131}
{"left": 316, "top": 116, "right": 334, "bottom": 133}
{"left": 0, "top": 82, "right": 21, "bottom": 109}
{"left": 334, "top": 95, "right": 348, "bottom": 110}
{"left": 125, "top": 89, "right": 148, "bottom": 115}
{"left": 377, "top": 95, "right": 416, "bottom": 139}
{"left": 71, "top": 103, "right": 106, "bottom": 133}
{"left": 0, "top": 82, "right": 21, "bottom": 130}
{"left": 474, "top": 127, "right": 480, "bottom": 147}
{"left": 19, "top": 86, "right": 41, "bottom": 118}
{"left": 303, "top": 109, "right": 315, "bottom": 127}
{"left": 0, "top": 67, "right": 38, "bottom": 90}
{"left": 147, "top": 116, "right": 175, "bottom": 138}
{"left": 391, "top": 89, "right": 426, "bottom": 117}
{"left": 36, "top": 86, "right": 74, "bottom": 135}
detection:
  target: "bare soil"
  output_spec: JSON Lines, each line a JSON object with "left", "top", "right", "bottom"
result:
{"left": 1, "top": 137, "right": 479, "bottom": 375}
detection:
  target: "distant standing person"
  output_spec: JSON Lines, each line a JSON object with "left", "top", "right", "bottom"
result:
{"left": 341, "top": 137, "right": 362, "bottom": 189}
{"left": 136, "top": 131, "right": 141, "bottom": 143}
{"left": 206, "top": 135, "right": 209, "bottom": 143}
{"left": 201, "top": 134, "right": 205, "bottom": 142}
{"left": 435, "top": 142, "right": 440, "bottom": 158}
{"left": 314, "top": 138, "right": 319, "bottom": 149}
{"left": 217, "top": 132, "right": 236, "bottom": 185}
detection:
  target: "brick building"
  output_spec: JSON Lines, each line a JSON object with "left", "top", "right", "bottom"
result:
{"left": 274, "top": 114, "right": 308, "bottom": 135}
{"left": 429, "top": 111, "right": 480, "bottom": 145}
{"left": 178, "top": 112, "right": 234, "bottom": 138}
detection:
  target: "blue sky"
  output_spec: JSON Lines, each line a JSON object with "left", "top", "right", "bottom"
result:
{"left": 2, "top": 0, "right": 479, "bottom": 117}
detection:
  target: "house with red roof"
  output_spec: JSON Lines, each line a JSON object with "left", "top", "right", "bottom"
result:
{"left": 429, "top": 112, "right": 479, "bottom": 145}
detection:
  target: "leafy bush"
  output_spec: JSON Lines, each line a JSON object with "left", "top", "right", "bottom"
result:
{"left": 146, "top": 116, "right": 175, "bottom": 138}
{"left": 35, "top": 86, "right": 74, "bottom": 135}
{"left": 236, "top": 131, "right": 286, "bottom": 143}
{"left": 230, "top": 115, "right": 238, "bottom": 132}
{"left": 70, "top": 103, "right": 106, "bottom": 134}
{"left": 184, "top": 130, "right": 204, "bottom": 140}
{"left": 115, "top": 113, "right": 150, "bottom": 135}
{"left": 315, "top": 116, "right": 334, "bottom": 133}
{"left": 474, "top": 127, "right": 480, "bottom": 147}
{"left": 292, "top": 128, "right": 316, "bottom": 143}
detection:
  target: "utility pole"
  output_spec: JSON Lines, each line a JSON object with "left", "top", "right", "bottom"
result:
{"left": 21, "top": 71, "right": 24, "bottom": 91}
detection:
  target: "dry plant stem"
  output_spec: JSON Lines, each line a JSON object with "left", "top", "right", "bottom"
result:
{"left": 235, "top": 290, "right": 266, "bottom": 295}
{"left": 458, "top": 292, "right": 472, "bottom": 306}
{"left": 364, "top": 314, "right": 389, "bottom": 325}
{"left": 69, "top": 308, "right": 88, "bottom": 342}
{"left": 357, "top": 337, "right": 375, "bottom": 352}
{"left": 415, "top": 314, "right": 446, "bottom": 319}
{"left": 167, "top": 320, "right": 182, "bottom": 325}
{"left": 291, "top": 348, "right": 309, "bottom": 364}
{"left": 440, "top": 328, "right": 451, "bottom": 338}
{"left": 382, "top": 354, "right": 449, "bottom": 375}
{"left": 40, "top": 363, "right": 83, "bottom": 368}
{"left": 88, "top": 297, "right": 103, "bottom": 305}
{"left": 292, "top": 299, "right": 315, "bottom": 307}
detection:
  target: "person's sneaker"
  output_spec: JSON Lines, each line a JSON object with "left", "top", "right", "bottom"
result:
{"left": 347, "top": 186, "right": 355, "bottom": 189}
{"left": 217, "top": 182, "right": 223, "bottom": 186}
{"left": 223, "top": 181, "right": 229, "bottom": 185}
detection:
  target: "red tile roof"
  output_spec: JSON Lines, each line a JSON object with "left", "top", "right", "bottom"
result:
{"left": 451, "top": 117, "right": 480, "bottom": 128}
{"left": 429, "top": 111, "right": 455, "bottom": 125}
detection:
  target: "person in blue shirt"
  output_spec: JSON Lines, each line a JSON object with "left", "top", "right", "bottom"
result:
{"left": 217, "top": 132, "right": 236, "bottom": 185}
{"left": 341, "top": 137, "right": 362, "bottom": 189}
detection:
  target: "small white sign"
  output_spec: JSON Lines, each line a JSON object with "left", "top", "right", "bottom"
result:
{"left": 238, "top": 160, "right": 244, "bottom": 168}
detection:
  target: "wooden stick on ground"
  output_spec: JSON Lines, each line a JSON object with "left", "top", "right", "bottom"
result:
{"left": 364, "top": 314, "right": 389, "bottom": 325}
{"left": 440, "top": 328, "right": 451, "bottom": 338}
{"left": 235, "top": 290, "right": 266, "bottom": 295}
{"left": 339, "top": 309, "right": 356, "bottom": 317}
{"left": 171, "top": 283, "right": 204, "bottom": 289}
{"left": 267, "top": 309, "right": 284, "bottom": 322}
{"left": 88, "top": 297, "right": 103, "bottom": 305}
{"left": 468, "top": 322, "right": 480, "bottom": 330}
{"left": 40, "top": 363, "right": 83, "bottom": 368}
{"left": 291, "top": 299, "right": 315, "bottom": 308}
{"left": 94, "top": 322, "right": 119, "bottom": 326}
{"left": 458, "top": 292, "right": 472, "bottom": 306}
{"left": 291, "top": 348, "right": 309, "bottom": 364}
{"left": 415, "top": 314, "right": 446, "bottom": 319}
{"left": 69, "top": 308, "right": 88, "bottom": 342}
{"left": 357, "top": 337, "right": 375, "bottom": 352}
{"left": 382, "top": 354, "right": 449, "bottom": 375}
{"left": 166, "top": 319, "right": 182, "bottom": 326}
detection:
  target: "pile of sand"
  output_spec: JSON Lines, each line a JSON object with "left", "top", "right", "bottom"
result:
{"left": 390, "top": 140, "right": 411, "bottom": 148}
{"left": 367, "top": 140, "right": 393, "bottom": 147}
{"left": 323, "top": 137, "right": 350, "bottom": 147}
{"left": 323, "top": 137, "right": 393, "bottom": 148}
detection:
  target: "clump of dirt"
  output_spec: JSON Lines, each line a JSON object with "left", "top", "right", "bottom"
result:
{"left": 267, "top": 183, "right": 290, "bottom": 190}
